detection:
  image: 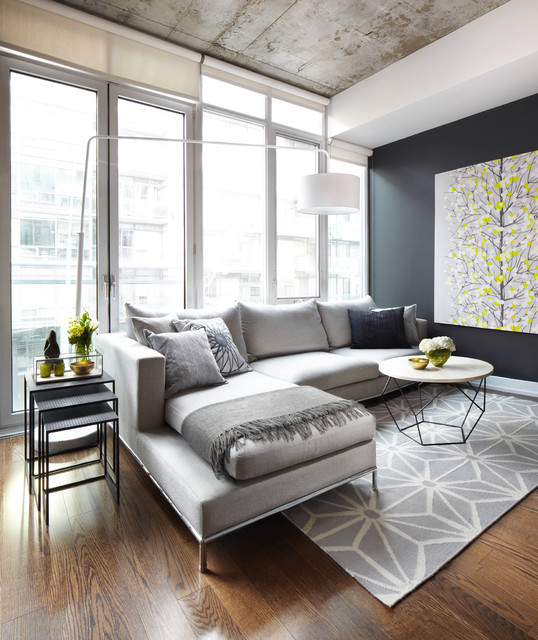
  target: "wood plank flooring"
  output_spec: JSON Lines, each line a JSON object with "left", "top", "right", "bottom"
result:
{"left": 1, "top": 434, "right": 536, "bottom": 640}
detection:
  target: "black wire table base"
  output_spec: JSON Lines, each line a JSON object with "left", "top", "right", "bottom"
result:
{"left": 381, "top": 376, "right": 488, "bottom": 446}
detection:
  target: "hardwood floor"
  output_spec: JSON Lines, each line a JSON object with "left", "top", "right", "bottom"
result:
{"left": 1, "top": 434, "right": 536, "bottom": 640}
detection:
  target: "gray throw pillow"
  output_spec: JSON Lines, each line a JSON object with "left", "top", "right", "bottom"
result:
{"left": 173, "top": 317, "right": 252, "bottom": 377}
{"left": 131, "top": 313, "right": 178, "bottom": 346}
{"left": 144, "top": 329, "right": 226, "bottom": 398}
{"left": 124, "top": 303, "right": 176, "bottom": 339}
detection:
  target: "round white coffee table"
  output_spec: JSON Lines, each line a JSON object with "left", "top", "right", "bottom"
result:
{"left": 378, "top": 356, "right": 494, "bottom": 445}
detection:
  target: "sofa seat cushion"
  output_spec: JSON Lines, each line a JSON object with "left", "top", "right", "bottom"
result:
{"left": 239, "top": 300, "right": 329, "bottom": 361}
{"left": 165, "top": 371, "right": 295, "bottom": 434}
{"left": 331, "top": 346, "right": 422, "bottom": 369}
{"left": 250, "top": 351, "right": 380, "bottom": 389}
{"left": 166, "top": 372, "right": 375, "bottom": 481}
{"left": 223, "top": 400, "right": 375, "bottom": 480}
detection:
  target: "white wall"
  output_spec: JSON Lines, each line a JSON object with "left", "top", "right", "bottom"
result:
{"left": 329, "top": 0, "right": 538, "bottom": 148}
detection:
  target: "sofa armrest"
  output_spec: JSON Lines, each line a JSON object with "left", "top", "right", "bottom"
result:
{"left": 416, "top": 318, "right": 427, "bottom": 342}
{"left": 96, "top": 332, "right": 165, "bottom": 455}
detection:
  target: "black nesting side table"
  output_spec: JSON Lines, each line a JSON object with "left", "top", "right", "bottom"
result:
{"left": 24, "top": 371, "right": 120, "bottom": 523}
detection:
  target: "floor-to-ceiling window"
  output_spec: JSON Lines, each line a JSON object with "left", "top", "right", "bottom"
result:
{"left": 327, "top": 160, "right": 368, "bottom": 301}
{"left": 114, "top": 96, "right": 187, "bottom": 330}
{"left": 10, "top": 71, "right": 99, "bottom": 413}
{"left": 276, "top": 136, "right": 319, "bottom": 299}
{"left": 202, "top": 110, "right": 265, "bottom": 305}
{"left": 201, "top": 75, "right": 334, "bottom": 305}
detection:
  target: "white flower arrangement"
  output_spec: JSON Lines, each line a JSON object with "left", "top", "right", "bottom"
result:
{"left": 419, "top": 336, "right": 456, "bottom": 354}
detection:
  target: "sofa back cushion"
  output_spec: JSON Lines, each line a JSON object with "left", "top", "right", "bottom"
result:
{"left": 238, "top": 300, "right": 329, "bottom": 361}
{"left": 317, "top": 296, "right": 376, "bottom": 349}
{"left": 125, "top": 302, "right": 248, "bottom": 360}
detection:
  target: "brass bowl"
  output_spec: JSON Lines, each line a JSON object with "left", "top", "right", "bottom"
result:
{"left": 70, "top": 361, "right": 95, "bottom": 375}
{"left": 409, "top": 357, "right": 428, "bottom": 370}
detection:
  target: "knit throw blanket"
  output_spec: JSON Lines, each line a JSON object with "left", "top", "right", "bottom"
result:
{"left": 181, "top": 386, "right": 366, "bottom": 479}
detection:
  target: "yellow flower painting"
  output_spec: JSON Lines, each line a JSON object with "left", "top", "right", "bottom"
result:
{"left": 435, "top": 150, "right": 538, "bottom": 333}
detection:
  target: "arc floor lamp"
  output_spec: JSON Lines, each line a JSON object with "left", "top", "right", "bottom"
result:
{"left": 75, "top": 135, "right": 361, "bottom": 316}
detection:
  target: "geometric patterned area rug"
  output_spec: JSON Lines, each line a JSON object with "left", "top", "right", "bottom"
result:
{"left": 284, "top": 389, "right": 538, "bottom": 607}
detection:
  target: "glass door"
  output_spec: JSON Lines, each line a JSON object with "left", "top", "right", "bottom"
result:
{"left": 10, "top": 71, "right": 99, "bottom": 413}
{"left": 108, "top": 93, "right": 189, "bottom": 331}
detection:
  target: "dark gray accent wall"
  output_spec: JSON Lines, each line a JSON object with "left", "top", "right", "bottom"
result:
{"left": 370, "top": 93, "right": 538, "bottom": 383}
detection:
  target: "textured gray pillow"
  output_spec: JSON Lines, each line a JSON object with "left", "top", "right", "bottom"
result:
{"left": 173, "top": 317, "right": 252, "bottom": 376}
{"left": 131, "top": 313, "right": 177, "bottom": 346}
{"left": 144, "top": 329, "right": 226, "bottom": 398}
{"left": 317, "top": 296, "right": 376, "bottom": 349}
{"left": 238, "top": 300, "right": 329, "bottom": 361}
{"left": 374, "top": 304, "right": 419, "bottom": 345}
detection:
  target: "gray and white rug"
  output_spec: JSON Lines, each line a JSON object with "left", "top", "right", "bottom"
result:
{"left": 284, "top": 388, "right": 538, "bottom": 607}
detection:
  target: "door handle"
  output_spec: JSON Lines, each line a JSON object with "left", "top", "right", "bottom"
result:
{"left": 103, "top": 275, "right": 117, "bottom": 299}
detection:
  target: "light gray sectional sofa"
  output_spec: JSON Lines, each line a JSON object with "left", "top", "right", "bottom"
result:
{"left": 96, "top": 296, "right": 426, "bottom": 571}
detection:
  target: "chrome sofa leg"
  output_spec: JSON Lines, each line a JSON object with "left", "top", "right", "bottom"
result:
{"left": 199, "top": 541, "right": 207, "bottom": 573}
{"left": 372, "top": 469, "right": 378, "bottom": 492}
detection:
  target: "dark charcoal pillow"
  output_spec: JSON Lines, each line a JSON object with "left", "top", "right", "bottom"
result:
{"left": 348, "top": 307, "right": 410, "bottom": 349}
{"left": 374, "top": 304, "right": 419, "bottom": 345}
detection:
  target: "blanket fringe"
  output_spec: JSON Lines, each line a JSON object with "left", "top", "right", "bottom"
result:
{"left": 210, "top": 399, "right": 364, "bottom": 478}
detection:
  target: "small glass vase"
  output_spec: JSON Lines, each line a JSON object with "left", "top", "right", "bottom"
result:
{"left": 426, "top": 348, "right": 451, "bottom": 367}
{"left": 75, "top": 341, "right": 92, "bottom": 362}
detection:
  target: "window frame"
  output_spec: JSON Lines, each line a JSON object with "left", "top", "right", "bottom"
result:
{"left": 107, "top": 85, "right": 195, "bottom": 331}
{"left": 200, "top": 83, "right": 328, "bottom": 305}
{"left": 0, "top": 54, "right": 109, "bottom": 429}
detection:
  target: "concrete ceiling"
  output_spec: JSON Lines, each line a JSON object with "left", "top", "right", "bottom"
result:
{"left": 51, "top": 0, "right": 509, "bottom": 98}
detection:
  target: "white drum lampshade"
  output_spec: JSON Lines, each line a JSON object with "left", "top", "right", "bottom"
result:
{"left": 297, "top": 172, "right": 360, "bottom": 215}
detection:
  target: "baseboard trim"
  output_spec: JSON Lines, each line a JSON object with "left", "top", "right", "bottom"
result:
{"left": 0, "top": 425, "right": 23, "bottom": 439}
{"left": 487, "top": 375, "right": 538, "bottom": 398}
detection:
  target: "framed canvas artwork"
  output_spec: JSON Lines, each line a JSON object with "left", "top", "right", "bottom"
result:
{"left": 435, "top": 150, "right": 538, "bottom": 333}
